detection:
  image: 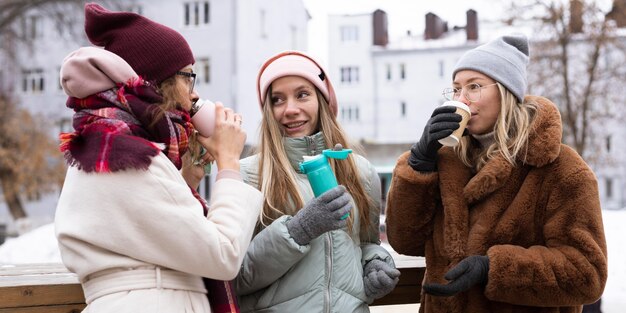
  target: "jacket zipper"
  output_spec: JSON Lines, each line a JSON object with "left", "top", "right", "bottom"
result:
{"left": 325, "top": 232, "right": 333, "bottom": 313}
{"left": 305, "top": 135, "right": 316, "bottom": 156}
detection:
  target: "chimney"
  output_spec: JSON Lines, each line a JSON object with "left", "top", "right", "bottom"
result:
{"left": 424, "top": 13, "right": 447, "bottom": 39}
{"left": 466, "top": 9, "right": 478, "bottom": 41}
{"left": 569, "top": 0, "right": 583, "bottom": 33}
{"left": 373, "top": 9, "right": 388, "bottom": 46}
{"left": 606, "top": 0, "right": 626, "bottom": 27}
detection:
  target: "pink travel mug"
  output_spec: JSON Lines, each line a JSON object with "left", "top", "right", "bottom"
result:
{"left": 190, "top": 99, "right": 216, "bottom": 137}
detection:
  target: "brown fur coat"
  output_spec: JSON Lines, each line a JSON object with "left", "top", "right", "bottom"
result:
{"left": 386, "top": 96, "right": 607, "bottom": 313}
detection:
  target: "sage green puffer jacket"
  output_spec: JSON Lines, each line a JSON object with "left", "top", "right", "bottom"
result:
{"left": 235, "top": 133, "right": 394, "bottom": 313}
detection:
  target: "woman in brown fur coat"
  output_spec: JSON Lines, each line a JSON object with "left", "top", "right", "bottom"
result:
{"left": 385, "top": 35, "right": 607, "bottom": 313}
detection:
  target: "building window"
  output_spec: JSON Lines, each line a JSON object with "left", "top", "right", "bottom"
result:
{"left": 22, "top": 15, "right": 43, "bottom": 39}
{"left": 22, "top": 69, "right": 45, "bottom": 93}
{"left": 340, "top": 25, "right": 358, "bottom": 42}
{"left": 204, "top": 2, "right": 210, "bottom": 24}
{"left": 260, "top": 10, "right": 267, "bottom": 38}
{"left": 201, "top": 176, "right": 211, "bottom": 199}
{"left": 57, "top": 66, "right": 63, "bottom": 91}
{"left": 386, "top": 64, "right": 391, "bottom": 81}
{"left": 59, "top": 117, "right": 72, "bottom": 134}
{"left": 55, "top": 16, "right": 75, "bottom": 38}
{"left": 196, "top": 58, "right": 210, "bottom": 84}
{"left": 184, "top": 3, "right": 190, "bottom": 25}
{"left": 341, "top": 106, "right": 359, "bottom": 121}
{"left": 606, "top": 135, "right": 612, "bottom": 152}
{"left": 439, "top": 60, "right": 445, "bottom": 78}
{"left": 184, "top": 1, "right": 210, "bottom": 26}
{"left": 290, "top": 25, "right": 297, "bottom": 49}
{"left": 340, "top": 66, "right": 359, "bottom": 84}
{"left": 400, "top": 63, "right": 406, "bottom": 80}
{"left": 605, "top": 178, "right": 613, "bottom": 199}
{"left": 401, "top": 101, "right": 406, "bottom": 117}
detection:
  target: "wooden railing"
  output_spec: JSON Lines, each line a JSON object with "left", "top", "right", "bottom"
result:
{"left": 0, "top": 263, "right": 85, "bottom": 313}
{"left": 0, "top": 257, "right": 424, "bottom": 312}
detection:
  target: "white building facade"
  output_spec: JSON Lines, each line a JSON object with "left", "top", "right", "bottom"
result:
{"left": 6, "top": 0, "right": 308, "bottom": 142}
{"left": 327, "top": 9, "right": 626, "bottom": 210}
{"left": 0, "top": 0, "right": 309, "bottom": 230}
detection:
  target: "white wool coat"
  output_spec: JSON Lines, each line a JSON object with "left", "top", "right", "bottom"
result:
{"left": 55, "top": 152, "right": 263, "bottom": 313}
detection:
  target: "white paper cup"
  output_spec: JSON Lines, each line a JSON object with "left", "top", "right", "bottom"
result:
{"left": 191, "top": 99, "right": 216, "bottom": 137}
{"left": 438, "top": 101, "right": 471, "bottom": 147}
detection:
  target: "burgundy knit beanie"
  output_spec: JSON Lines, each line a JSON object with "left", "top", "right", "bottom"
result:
{"left": 84, "top": 3, "right": 194, "bottom": 84}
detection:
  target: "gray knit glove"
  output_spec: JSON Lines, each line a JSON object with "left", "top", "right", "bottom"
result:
{"left": 363, "top": 259, "right": 401, "bottom": 301}
{"left": 287, "top": 185, "right": 351, "bottom": 245}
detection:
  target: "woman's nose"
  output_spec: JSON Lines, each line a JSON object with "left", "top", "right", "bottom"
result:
{"left": 190, "top": 90, "right": 199, "bottom": 103}
{"left": 457, "top": 92, "right": 471, "bottom": 106}
{"left": 284, "top": 98, "right": 299, "bottom": 115}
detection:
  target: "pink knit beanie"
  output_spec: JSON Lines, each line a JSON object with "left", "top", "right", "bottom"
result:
{"left": 61, "top": 47, "right": 138, "bottom": 99}
{"left": 257, "top": 51, "right": 338, "bottom": 117}
{"left": 84, "top": 3, "right": 194, "bottom": 84}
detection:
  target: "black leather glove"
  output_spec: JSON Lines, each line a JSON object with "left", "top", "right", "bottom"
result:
{"left": 287, "top": 185, "right": 352, "bottom": 245}
{"left": 422, "top": 255, "right": 489, "bottom": 297}
{"left": 408, "top": 105, "right": 462, "bottom": 172}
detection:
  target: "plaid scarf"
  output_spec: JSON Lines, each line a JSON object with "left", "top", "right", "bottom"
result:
{"left": 60, "top": 77, "right": 240, "bottom": 313}
{"left": 60, "top": 77, "right": 191, "bottom": 172}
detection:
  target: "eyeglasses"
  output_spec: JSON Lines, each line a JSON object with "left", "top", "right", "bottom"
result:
{"left": 176, "top": 71, "right": 196, "bottom": 94}
{"left": 442, "top": 83, "right": 498, "bottom": 102}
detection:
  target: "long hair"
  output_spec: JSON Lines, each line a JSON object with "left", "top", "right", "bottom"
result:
{"left": 257, "top": 88, "right": 375, "bottom": 235}
{"left": 153, "top": 75, "right": 203, "bottom": 160}
{"left": 455, "top": 83, "right": 538, "bottom": 171}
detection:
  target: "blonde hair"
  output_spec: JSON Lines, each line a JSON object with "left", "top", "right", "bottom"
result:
{"left": 154, "top": 75, "right": 203, "bottom": 160}
{"left": 455, "top": 83, "right": 537, "bottom": 171}
{"left": 257, "top": 88, "right": 375, "bottom": 235}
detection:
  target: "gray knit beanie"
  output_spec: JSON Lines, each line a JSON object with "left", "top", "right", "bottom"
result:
{"left": 453, "top": 35, "right": 529, "bottom": 103}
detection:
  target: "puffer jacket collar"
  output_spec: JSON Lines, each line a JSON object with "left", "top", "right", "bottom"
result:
{"left": 284, "top": 131, "right": 327, "bottom": 172}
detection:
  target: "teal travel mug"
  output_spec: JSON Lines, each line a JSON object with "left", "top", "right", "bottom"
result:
{"left": 300, "top": 145, "right": 352, "bottom": 220}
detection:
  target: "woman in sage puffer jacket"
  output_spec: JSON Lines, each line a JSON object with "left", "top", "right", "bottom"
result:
{"left": 234, "top": 51, "right": 399, "bottom": 313}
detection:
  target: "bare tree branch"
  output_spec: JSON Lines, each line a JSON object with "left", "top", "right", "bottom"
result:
{"left": 507, "top": 0, "right": 624, "bottom": 161}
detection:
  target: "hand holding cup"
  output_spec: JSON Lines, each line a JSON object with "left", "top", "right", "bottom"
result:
{"left": 437, "top": 101, "right": 470, "bottom": 147}
{"left": 196, "top": 102, "right": 246, "bottom": 172}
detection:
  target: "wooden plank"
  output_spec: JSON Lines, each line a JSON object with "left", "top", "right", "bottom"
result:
{"left": 0, "top": 284, "right": 85, "bottom": 308}
{"left": 0, "top": 264, "right": 80, "bottom": 287}
{"left": 371, "top": 266, "right": 425, "bottom": 306}
{"left": 0, "top": 264, "right": 85, "bottom": 308}
{"left": 0, "top": 303, "right": 86, "bottom": 313}
{"left": 0, "top": 260, "right": 425, "bottom": 308}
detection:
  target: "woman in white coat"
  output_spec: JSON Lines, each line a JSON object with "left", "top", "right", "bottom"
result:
{"left": 55, "top": 4, "right": 262, "bottom": 313}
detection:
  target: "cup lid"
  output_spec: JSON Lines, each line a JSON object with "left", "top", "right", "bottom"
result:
{"left": 441, "top": 100, "right": 470, "bottom": 113}
{"left": 438, "top": 135, "right": 460, "bottom": 147}
{"left": 322, "top": 148, "right": 352, "bottom": 160}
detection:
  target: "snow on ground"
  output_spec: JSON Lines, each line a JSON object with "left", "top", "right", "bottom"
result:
{"left": 0, "top": 223, "right": 61, "bottom": 264}
{"left": 600, "top": 209, "right": 626, "bottom": 313}
{"left": 0, "top": 210, "right": 624, "bottom": 312}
